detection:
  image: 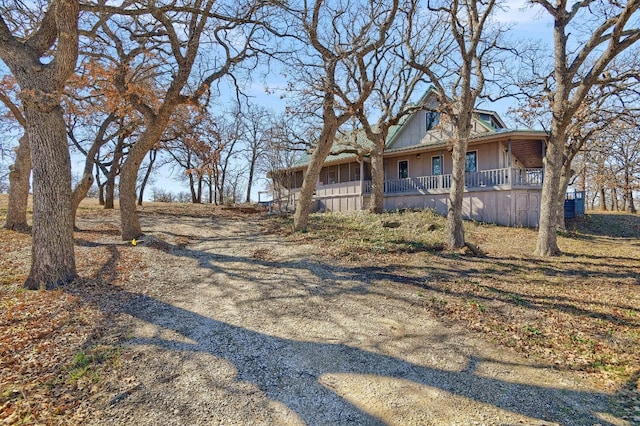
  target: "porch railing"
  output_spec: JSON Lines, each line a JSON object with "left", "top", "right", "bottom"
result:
{"left": 362, "top": 167, "right": 543, "bottom": 194}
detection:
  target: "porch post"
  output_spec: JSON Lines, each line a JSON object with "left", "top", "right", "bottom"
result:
{"left": 507, "top": 140, "right": 512, "bottom": 187}
{"left": 541, "top": 139, "right": 546, "bottom": 182}
{"left": 359, "top": 158, "right": 364, "bottom": 210}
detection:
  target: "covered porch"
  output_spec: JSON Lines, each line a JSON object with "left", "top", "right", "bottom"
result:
{"left": 364, "top": 167, "right": 544, "bottom": 194}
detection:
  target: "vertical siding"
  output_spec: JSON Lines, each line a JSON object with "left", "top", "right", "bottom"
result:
{"left": 379, "top": 189, "right": 541, "bottom": 227}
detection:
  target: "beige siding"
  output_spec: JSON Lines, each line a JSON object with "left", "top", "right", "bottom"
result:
{"left": 382, "top": 188, "right": 541, "bottom": 227}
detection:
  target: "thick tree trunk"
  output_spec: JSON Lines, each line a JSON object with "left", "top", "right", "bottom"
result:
{"left": 445, "top": 138, "right": 468, "bottom": 249}
{"left": 24, "top": 105, "right": 77, "bottom": 289}
{"left": 368, "top": 148, "right": 384, "bottom": 214}
{"left": 5, "top": 135, "right": 31, "bottom": 231}
{"left": 105, "top": 178, "right": 116, "bottom": 209}
{"left": 535, "top": 135, "right": 564, "bottom": 256}
{"left": 120, "top": 122, "right": 166, "bottom": 240}
{"left": 120, "top": 156, "right": 143, "bottom": 240}
{"left": 293, "top": 124, "right": 338, "bottom": 231}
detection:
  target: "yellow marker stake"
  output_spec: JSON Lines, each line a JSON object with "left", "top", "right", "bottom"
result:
{"left": 131, "top": 239, "right": 137, "bottom": 246}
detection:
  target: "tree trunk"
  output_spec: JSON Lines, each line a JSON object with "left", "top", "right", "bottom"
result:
{"left": 208, "top": 176, "right": 213, "bottom": 204}
{"left": 120, "top": 156, "right": 143, "bottom": 240}
{"left": 137, "top": 149, "right": 156, "bottom": 206}
{"left": 246, "top": 162, "right": 254, "bottom": 204}
{"left": 368, "top": 148, "right": 384, "bottom": 213}
{"left": 625, "top": 170, "right": 636, "bottom": 214}
{"left": 189, "top": 173, "right": 197, "bottom": 203}
{"left": 535, "top": 135, "right": 563, "bottom": 256}
{"left": 445, "top": 138, "right": 468, "bottom": 249}
{"left": 120, "top": 122, "right": 166, "bottom": 240}
{"left": 96, "top": 164, "right": 106, "bottom": 206}
{"left": 71, "top": 143, "right": 105, "bottom": 228}
{"left": 71, "top": 173, "right": 93, "bottom": 229}
{"left": 98, "top": 183, "right": 105, "bottom": 205}
{"left": 23, "top": 105, "right": 77, "bottom": 289}
{"left": 293, "top": 122, "right": 339, "bottom": 231}
{"left": 197, "top": 175, "right": 203, "bottom": 203}
{"left": 612, "top": 188, "right": 619, "bottom": 211}
{"left": 104, "top": 142, "right": 123, "bottom": 209}
{"left": 5, "top": 135, "right": 31, "bottom": 231}
{"left": 554, "top": 165, "right": 572, "bottom": 231}
{"left": 599, "top": 186, "right": 607, "bottom": 211}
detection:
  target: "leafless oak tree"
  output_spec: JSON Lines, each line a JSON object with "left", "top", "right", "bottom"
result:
{"left": 278, "top": 0, "right": 400, "bottom": 231}
{"left": 526, "top": 0, "right": 640, "bottom": 256}
{"left": 407, "top": 0, "right": 508, "bottom": 248}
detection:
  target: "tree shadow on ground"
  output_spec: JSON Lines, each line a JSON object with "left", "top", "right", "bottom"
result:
{"left": 71, "top": 282, "right": 621, "bottom": 425}
{"left": 566, "top": 213, "right": 640, "bottom": 239}
{"left": 67, "top": 243, "right": 625, "bottom": 425}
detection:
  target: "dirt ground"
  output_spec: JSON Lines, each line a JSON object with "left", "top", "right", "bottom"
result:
{"left": 61, "top": 208, "right": 629, "bottom": 426}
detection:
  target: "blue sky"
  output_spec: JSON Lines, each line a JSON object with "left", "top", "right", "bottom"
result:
{"left": 4, "top": 0, "right": 558, "bottom": 202}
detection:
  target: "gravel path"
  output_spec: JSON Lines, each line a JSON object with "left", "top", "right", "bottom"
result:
{"left": 79, "top": 212, "right": 622, "bottom": 425}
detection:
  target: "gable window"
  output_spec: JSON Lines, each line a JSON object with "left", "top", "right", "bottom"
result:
{"left": 398, "top": 160, "right": 409, "bottom": 179}
{"left": 425, "top": 111, "right": 440, "bottom": 131}
{"left": 466, "top": 152, "right": 477, "bottom": 173}
{"left": 431, "top": 156, "right": 442, "bottom": 176}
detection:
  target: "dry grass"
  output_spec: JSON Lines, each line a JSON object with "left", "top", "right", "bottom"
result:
{"left": 1, "top": 195, "right": 639, "bottom": 423}
{"left": 270, "top": 208, "right": 640, "bottom": 413}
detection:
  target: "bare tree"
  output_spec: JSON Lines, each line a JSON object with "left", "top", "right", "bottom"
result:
{"left": 0, "top": 0, "right": 79, "bottom": 288}
{"left": 214, "top": 110, "right": 244, "bottom": 205}
{"left": 260, "top": 113, "right": 311, "bottom": 214}
{"left": 83, "top": 0, "right": 268, "bottom": 240}
{"left": 406, "top": 0, "right": 507, "bottom": 248}
{"left": 160, "top": 105, "right": 225, "bottom": 204}
{"left": 240, "top": 104, "right": 272, "bottom": 203}
{"left": 343, "top": 3, "right": 431, "bottom": 213}
{"left": 523, "top": 0, "right": 640, "bottom": 256}
{"left": 511, "top": 51, "right": 640, "bottom": 228}
{"left": 278, "top": 0, "right": 400, "bottom": 231}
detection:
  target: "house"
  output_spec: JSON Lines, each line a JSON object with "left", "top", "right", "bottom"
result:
{"left": 272, "top": 93, "right": 547, "bottom": 227}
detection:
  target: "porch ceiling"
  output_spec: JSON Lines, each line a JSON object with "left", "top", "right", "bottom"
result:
{"left": 510, "top": 140, "right": 543, "bottom": 168}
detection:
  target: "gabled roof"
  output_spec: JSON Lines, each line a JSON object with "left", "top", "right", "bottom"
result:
{"left": 290, "top": 88, "right": 537, "bottom": 170}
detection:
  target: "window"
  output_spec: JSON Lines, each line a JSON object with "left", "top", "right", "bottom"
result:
{"left": 328, "top": 170, "right": 336, "bottom": 184}
{"left": 431, "top": 156, "right": 442, "bottom": 176}
{"left": 425, "top": 111, "right": 440, "bottom": 131}
{"left": 465, "top": 152, "right": 477, "bottom": 173}
{"left": 353, "top": 167, "right": 361, "bottom": 181}
{"left": 398, "top": 160, "right": 409, "bottom": 179}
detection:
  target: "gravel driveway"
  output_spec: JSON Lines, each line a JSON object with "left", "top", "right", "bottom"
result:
{"left": 78, "top": 212, "right": 623, "bottom": 425}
